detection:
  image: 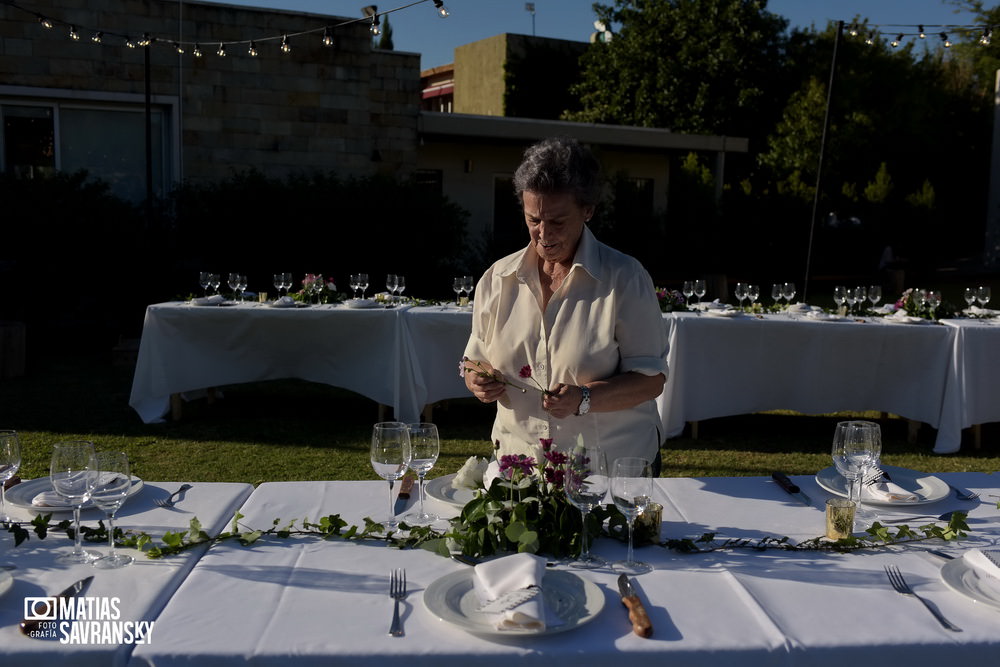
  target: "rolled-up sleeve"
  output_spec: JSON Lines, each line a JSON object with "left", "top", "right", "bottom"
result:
{"left": 616, "top": 263, "right": 669, "bottom": 378}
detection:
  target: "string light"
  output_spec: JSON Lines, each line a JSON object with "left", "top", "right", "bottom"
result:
{"left": 433, "top": 0, "right": 449, "bottom": 18}
{"left": 941, "top": 32, "right": 952, "bottom": 47}
{"left": 138, "top": 32, "right": 152, "bottom": 47}
{"left": 370, "top": 15, "right": 381, "bottom": 36}
{"left": 91, "top": 31, "right": 103, "bottom": 43}
{"left": 848, "top": 23, "right": 859, "bottom": 37}
{"left": 193, "top": 43, "right": 203, "bottom": 57}
{"left": 864, "top": 30, "right": 875, "bottom": 46}
{"left": 918, "top": 25, "right": 926, "bottom": 38}
{"left": 891, "top": 33, "right": 903, "bottom": 47}
{"left": 125, "top": 38, "right": 136, "bottom": 49}
{"left": 281, "top": 34, "right": 291, "bottom": 53}
{"left": 322, "top": 27, "right": 334, "bottom": 47}
{"left": 174, "top": 42, "right": 184, "bottom": 54}
{"left": 248, "top": 40, "right": 258, "bottom": 56}
{"left": 69, "top": 25, "right": 80, "bottom": 41}
{"left": 217, "top": 42, "right": 226, "bottom": 57}
{"left": 37, "top": 15, "right": 53, "bottom": 29}
{"left": 980, "top": 28, "right": 992, "bottom": 46}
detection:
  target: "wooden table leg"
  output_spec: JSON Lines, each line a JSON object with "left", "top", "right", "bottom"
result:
{"left": 170, "top": 394, "right": 183, "bottom": 421}
{"left": 906, "top": 420, "right": 920, "bottom": 444}
{"left": 973, "top": 424, "right": 982, "bottom": 450}
{"left": 689, "top": 421, "right": 699, "bottom": 440}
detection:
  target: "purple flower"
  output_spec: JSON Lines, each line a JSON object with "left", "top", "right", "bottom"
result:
{"left": 539, "top": 437, "right": 553, "bottom": 451}
{"left": 498, "top": 454, "right": 536, "bottom": 479}
{"left": 543, "top": 450, "right": 568, "bottom": 466}
{"left": 544, "top": 466, "right": 565, "bottom": 488}
{"left": 519, "top": 365, "right": 532, "bottom": 379}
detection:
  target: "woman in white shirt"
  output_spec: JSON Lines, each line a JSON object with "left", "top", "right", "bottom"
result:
{"left": 463, "top": 137, "right": 669, "bottom": 470}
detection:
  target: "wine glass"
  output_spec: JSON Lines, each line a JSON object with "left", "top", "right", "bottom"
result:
{"left": 50, "top": 441, "right": 100, "bottom": 564}
{"left": 611, "top": 457, "right": 653, "bottom": 575}
{"left": 782, "top": 282, "right": 796, "bottom": 305}
{"left": 977, "top": 286, "right": 991, "bottom": 308}
{"left": 349, "top": 274, "right": 360, "bottom": 299}
{"left": 693, "top": 279, "right": 706, "bottom": 304}
{"left": 964, "top": 287, "right": 977, "bottom": 310}
{"left": 385, "top": 274, "right": 398, "bottom": 305}
{"left": 868, "top": 286, "right": 882, "bottom": 309}
{"left": 370, "top": 422, "right": 410, "bottom": 532}
{"left": 771, "top": 283, "right": 783, "bottom": 309}
{"left": 563, "top": 443, "right": 608, "bottom": 569}
{"left": 198, "top": 272, "right": 211, "bottom": 297}
{"left": 237, "top": 274, "right": 248, "bottom": 302}
{"left": 282, "top": 273, "right": 293, "bottom": 296}
{"left": 747, "top": 284, "right": 760, "bottom": 311}
{"left": 831, "top": 421, "right": 880, "bottom": 530}
{"left": 853, "top": 287, "right": 866, "bottom": 313}
{"left": 403, "top": 423, "right": 439, "bottom": 525}
{"left": 228, "top": 273, "right": 240, "bottom": 302}
{"left": 926, "top": 290, "right": 942, "bottom": 319}
{"left": 209, "top": 274, "right": 221, "bottom": 296}
{"left": 845, "top": 288, "right": 856, "bottom": 313}
{"left": 682, "top": 281, "right": 694, "bottom": 305}
{"left": 91, "top": 451, "right": 134, "bottom": 569}
{"left": 273, "top": 273, "right": 284, "bottom": 298}
{"left": 0, "top": 430, "right": 21, "bottom": 524}
{"left": 452, "top": 277, "right": 463, "bottom": 306}
{"left": 359, "top": 273, "right": 369, "bottom": 299}
{"left": 396, "top": 275, "right": 406, "bottom": 302}
{"left": 833, "top": 286, "right": 847, "bottom": 311}
{"left": 734, "top": 282, "right": 748, "bottom": 311}
{"left": 462, "top": 275, "right": 474, "bottom": 302}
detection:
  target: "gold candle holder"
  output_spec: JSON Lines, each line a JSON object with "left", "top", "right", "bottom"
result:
{"left": 258, "top": 292, "right": 269, "bottom": 303}
{"left": 635, "top": 500, "right": 662, "bottom": 544}
{"left": 825, "top": 498, "right": 856, "bottom": 539}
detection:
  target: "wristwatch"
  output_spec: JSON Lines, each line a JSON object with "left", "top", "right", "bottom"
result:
{"left": 576, "top": 385, "right": 591, "bottom": 416}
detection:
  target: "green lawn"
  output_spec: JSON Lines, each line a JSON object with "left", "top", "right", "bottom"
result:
{"left": 3, "top": 352, "right": 998, "bottom": 484}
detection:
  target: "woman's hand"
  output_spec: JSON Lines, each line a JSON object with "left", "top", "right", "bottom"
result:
{"left": 464, "top": 360, "right": 507, "bottom": 403}
{"left": 542, "top": 383, "right": 583, "bottom": 419}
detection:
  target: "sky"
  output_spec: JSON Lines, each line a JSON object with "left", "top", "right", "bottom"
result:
{"left": 214, "top": 0, "right": 984, "bottom": 70}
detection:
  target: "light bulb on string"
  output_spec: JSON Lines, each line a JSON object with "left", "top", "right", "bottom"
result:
{"left": 37, "top": 15, "right": 53, "bottom": 29}
{"left": 864, "top": 30, "right": 875, "bottom": 46}
{"left": 941, "top": 32, "right": 952, "bottom": 48}
{"left": 433, "top": 0, "right": 449, "bottom": 18}
{"left": 126, "top": 38, "right": 137, "bottom": 49}
{"left": 980, "top": 28, "right": 992, "bottom": 46}
{"left": 322, "top": 27, "right": 334, "bottom": 46}
{"left": 370, "top": 15, "right": 381, "bottom": 36}
{"left": 91, "top": 31, "right": 103, "bottom": 44}
{"left": 193, "top": 43, "right": 203, "bottom": 57}
{"left": 281, "top": 34, "right": 291, "bottom": 53}
{"left": 848, "top": 23, "right": 859, "bottom": 37}
{"left": 217, "top": 42, "right": 227, "bottom": 57}
{"left": 918, "top": 25, "right": 926, "bottom": 39}
{"left": 174, "top": 42, "right": 184, "bottom": 54}
{"left": 69, "top": 25, "right": 80, "bottom": 41}
{"left": 891, "top": 33, "right": 903, "bottom": 47}
{"left": 248, "top": 40, "right": 258, "bottom": 56}
{"left": 138, "top": 33, "right": 152, "bottom": 47}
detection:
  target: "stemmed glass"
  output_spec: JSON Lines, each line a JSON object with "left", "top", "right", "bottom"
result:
{"left": 853, "top": 287, "right": 866, "bottom": 314}
{"left": 452, "top": 277, "right": 463, "bottom": 305}
{"left": 228, "top": 273, "right": 241, "bottom": 302}
{"left": 682, "top": 281, "right": 694, "bottom": 305}
{"left": 868, "top": 286, "right": 882, "bottom": 309}
{"left": 926, "top": 290, "right": 942, "bottom": 319}
{"left": 977, "top": 286, "right": 991, "bottom": 308}
{"left": 349, "top": 274, "right": 360, "bottom": 299}
{"left": 563, "top": 443, "right": 609, "bottom": 569}
{"left": 964, "top": 287, "right": 977, "bottom": 310}
{"left": 370, "top": 422, "right": 410, "bottom": 532}
{"left": 771, "top": 283, "right": 783, "bottom": 309}
{"left": 403, "top": 423, "right": 439, "bottom": 525}
{"left": 693, "top": 279, "right": 706, "bottom": 304}
{"left": 273, "top": 273, "right": 284, "bottom": 298}
{"left": 611, "top": 457, "right": 653, "bottom": 575}
{"left": 0, "top": 430, "right": 21, "bottom": 524}
{"left": 237, "top": 274, "right": 247, "bottom": 302}
{"left": 358, "top": 273, "right": 369, "bottom": 299}
{"left": 462, "top": 276, "right": 474, "bottom": 302}
{"left": 734, "top": 282, "right": 748, "bottom": 311}
{"left": 209, "top": 274, "right": 221, "bottom": 297}
{"left": 395, "top": 276, "right": 406, "bottom": 302}
{"left": 831, "top": 421, "right": 880, "bottom": 530}
{"left": 385, "top": 274, "right": 398, "bottom": 305}
{"left": 845, "top": 288, "right": 856, "bottom": 313}
{"left": 782, "top": 282, "right": 796, "bottom": 305}
{"left": 833, "top": 286, "right": 847, "bottom": 311}
{"left": 198, "top": 272, "right": 211, "bottom": 297}
{"left": 50, "top": 441, "right": 100, "bottom": 564}
{"left": 747, "top": 284, "right": 760, "bottom": 311}
{"left": 91, "top": 451, "right": 134, "bottom": 569}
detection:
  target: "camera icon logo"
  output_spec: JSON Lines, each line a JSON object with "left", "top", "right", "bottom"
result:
{"left": 24, "top": 597, "right": 59, "bottom": 621}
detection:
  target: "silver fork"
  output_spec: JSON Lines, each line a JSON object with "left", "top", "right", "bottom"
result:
{"left": 948, "top": 484, "right": 979, "bottom": 501}
{"left": 389, "top": 568, "right": 407, "bottom": 637}
{"left": 154, "top": 484, "right": 192, "bottom": 508}
{"left": 883, "top": 565, "right": 962, "bottom": 632}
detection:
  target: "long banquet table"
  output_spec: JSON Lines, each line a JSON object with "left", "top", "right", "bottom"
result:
{"left": 2, "top": 474, "right": 1000, "bottom": 664}
{"left": 129, "top": 303, "right": 999, "bottom": 452}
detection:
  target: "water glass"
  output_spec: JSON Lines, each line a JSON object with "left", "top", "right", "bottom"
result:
{"left": 747, "top": 284, "right": 760, "bottom": 310}
{"left": 228, "top": 273, "right": 241, "bottom": 301}
{"left": 370, "top": 422, "right": 410, "bottom": 532}
{"left": 831, "top": 421, "right": 880, "bottom": 528}
{"left": 964, "top": 287, "right": 977, "bottom": 309}
{"left": 349, "top": 274, "right": 360, "bottom": 299}
{"left": 682, "top": 281, "right": 694, "bottom": 304}
{"left": 209, "top": 274, "right": 221, "bottom": 296}
{"left": 833, "top": 286, "right": 847, "bottom": 310}
{"left": 734, "top": 282, "right": 748, "bottom": 311}
{"left": 396, "top": 275, "right": 406, "bottom": 301}
{"left": 693, "top": 279, "right": 706, "bottom": 304}
{"left": 977, "top": 286, "right": 991, "bottom": 308}
{"left": 782, "top": 282, "right": 796, "bottom": 305}
{"left": 91, "top": 451, "right": 134, "bottom": 569}
{"left": 611, "top": 457, "right": 653, "bottom": 575}
{"left": 50, "top": 441, "right": 100, "bottom": 564}
{"left": 853, "top": 287, "right": 866, "bottom": 312}
{"left": 198, "top": 272, "right": 211, "bottom": 297}
{"left": 771, "top": 283, "right": 783, "bottom": 308}
{"left": 452, "top": 277, "right": 463, "bottom": 305}
{"left": 403, "top": 423, "right": 439, "bottom": 525}
{"left": 868, "top": 286, "right": 882, "bottom": 308}
{"left": 563, "top": 443, "right": 609, "bottom": 569}
{"left": 385, "top": 274, "right": 398, "bottom": 304}
{"left": 0, "top": 430, "right": 21, "bottom": 523}
{"left": 926, "top": 290, "right": 942, "bottom": 318}
{"left": 462, "top": 275, "right": 474, "bottom": 301}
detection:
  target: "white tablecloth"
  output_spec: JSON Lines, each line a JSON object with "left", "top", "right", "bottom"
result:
{"left": 0, "top": 480, "right": 252, "bottom": 666}
{"left": 937, "top": 319, "right": 1000, "bottom": 448}
{"left": 128, "top": 474, "right": 1000, "bottom": 665}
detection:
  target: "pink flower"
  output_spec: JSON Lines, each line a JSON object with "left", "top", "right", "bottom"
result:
{"left": 543, "top": 466, "right": 565, "bottom": 488}
{"left": 539, "top": 437, "right": 553, "bottom": 451}
{"left": 543, "top": 450, "right": 567, "bottom": 466}
{"left": 498, "top": 454, "right": 536, "bottom": 479}
{"left": 519, "top": 365, "right": 532, "bottom": 379}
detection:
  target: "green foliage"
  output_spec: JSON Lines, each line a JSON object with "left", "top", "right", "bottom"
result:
{"left": 905, "top": 180, "right": 936, "bottom": 209}
{"left": 863, "top": 163, "right": 893, "bottom": 204}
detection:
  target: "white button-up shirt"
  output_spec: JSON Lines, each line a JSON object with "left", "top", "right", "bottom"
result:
{"left": 464, "top": 226, "right": 669, "bottom": 464}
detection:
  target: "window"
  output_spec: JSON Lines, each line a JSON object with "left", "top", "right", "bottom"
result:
{"left": 412, "top": 168, "right": 443, "bottom": 196}
{"left": 0, "top": 97, "right": 171, "bottom": 202}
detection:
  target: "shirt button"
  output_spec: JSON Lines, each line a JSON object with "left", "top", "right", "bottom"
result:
{"left": 536, "top": 363, "right": 545, "bottom": 372}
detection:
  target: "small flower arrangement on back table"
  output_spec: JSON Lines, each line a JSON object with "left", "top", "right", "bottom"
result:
{"left": 293, "top": 274, "right": 340, "bottom": 304}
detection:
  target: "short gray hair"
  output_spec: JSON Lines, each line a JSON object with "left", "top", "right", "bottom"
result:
{"left": 512, "top": 137, "right": 602, "bottom": 208}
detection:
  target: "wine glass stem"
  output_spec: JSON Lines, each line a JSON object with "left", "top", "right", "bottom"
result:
{"left": 579, "top": 508, "right": 590, "bottom": 558}
{"left": 73, "top": 506, "right": 84, "bottom": 556}
{"left": 418, "top": 474, "right": 426, "bottom": 516}
{"left": 0, "top": 485, "right": 7, "bottom": 523}
{"left": 626, "top": 516, "right": 636, "bottom": 564}
{"left": 387, "top": 479, "right": 395, "bottom": 524}
{"left": 107, "top": 513, "right": 117, "bottom": 559}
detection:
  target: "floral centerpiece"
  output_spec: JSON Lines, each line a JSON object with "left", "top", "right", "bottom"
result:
{"left": 656, "top": 288, "right": 688, "bottom": 313}
{"left": 892, "top": 288, "right": 956, "bottom": 320}
{"left": 293, "top": 274, "right": 339, "bottom": 304}
{"left": 423, "top": 438, "right": 620, "bottom": 559}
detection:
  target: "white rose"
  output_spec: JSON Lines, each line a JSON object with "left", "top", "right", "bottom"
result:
{"left": 453, "top": 456, "right": 488, "bottom": 490}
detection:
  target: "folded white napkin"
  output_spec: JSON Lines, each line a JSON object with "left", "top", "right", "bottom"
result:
{"left": 862, "top": 479, "right": 918, "bottom": 503}
{"left": 884, "top": 310, "right": 925, "bottom": 324}
{"left": 804, "top": 310, "right": 844, "bottom": 321}
{"left": 191, "top": 295, "right": 225, "bottom": 306}
{"left": 695, "top": 299, "right": 727, "bottom": 311}
{"left": 962, "top": 549, "right": 1000, "bottom": 598}
{"left": 473, "top": 553, "right": 557, "bottom": 631}
{"left": 967, "top": 306, "right": 999, "bottom": 317}
{"left": 270, "top": 296, "right": 297, "bottom": 308}
{"left": 785, "top": 302, "right": 813, "bottom": 313}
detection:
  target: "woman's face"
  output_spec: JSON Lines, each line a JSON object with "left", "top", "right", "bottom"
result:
{"left": 523, "top": 190, "right": 593, "bottom": 266}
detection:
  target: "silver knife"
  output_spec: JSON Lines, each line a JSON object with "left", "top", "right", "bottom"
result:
{"left": 771, "top": 472, "right": 812, "bottom": 506}
{"left": 20, "top": 575, "right": 94, "bottom": 636}
{"left": 393, "top": 474, "right": 415, "bottom": 515}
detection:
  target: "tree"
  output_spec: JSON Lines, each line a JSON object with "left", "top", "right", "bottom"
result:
{"left": 565, "top": 0, "right": 789, "bottom": 139}
{"left": 377, "top": 15, "right": 394, "bottom": 50}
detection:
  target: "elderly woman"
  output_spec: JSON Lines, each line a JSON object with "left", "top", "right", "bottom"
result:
{"left": 463, "top": 137, "right": 668, "bottom": 469}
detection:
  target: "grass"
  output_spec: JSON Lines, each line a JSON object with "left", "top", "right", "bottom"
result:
{"left": 2, "top": 351, "right": 998, "bottom": 484}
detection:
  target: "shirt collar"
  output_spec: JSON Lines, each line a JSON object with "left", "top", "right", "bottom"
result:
{"left": 498, "top": 226, "right": 603, "bottom": 282}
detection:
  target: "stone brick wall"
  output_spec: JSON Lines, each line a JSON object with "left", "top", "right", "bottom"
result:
{"left": 0, "top": 0, "right": 420, "bottom": 184}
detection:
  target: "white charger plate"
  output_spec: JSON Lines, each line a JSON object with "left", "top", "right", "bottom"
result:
{"left": 423, "top": 568, "right": 605, "bottom": 636}
{"left": 940, "top": 557, "right": 1000, "bottom": 611}
{"left": 815, "top": 465, "right": 948, "bottom": 506}
{"left": 4, "top": 476, "right": 144, "bottom": 512}
{"left": 0, "top": 570, "right": 12, "bottom": 599}
{"left": 425, "top": 474, "right": 476, "bottom": 508}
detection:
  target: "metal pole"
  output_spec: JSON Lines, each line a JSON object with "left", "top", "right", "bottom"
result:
{"left": 144, "top": 43, "right": 153, "bottom": 220}
{"left": 803, "top": 20, "right": 842, "bottom": 302}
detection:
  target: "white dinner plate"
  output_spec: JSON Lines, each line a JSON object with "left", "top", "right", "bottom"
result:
{"left": 704, "top": 308, "right": 740, "bottom": 317}
{"left": 344, "top": 299, "right": 379, "bottom": 309}
{"left": 940, "top": 557, "right": 1000, "bottom": 611}
{"left": 4, "top": 476, "right": 144, "bottom": 512}
{"left": 423, "top": 568, "right": 605, "bottom": 636}
{"left": 815, "top": 465, "right": 949, "bottom": 506}
{"left": 0, "top": 570, "right": 12, "bottom": 599}
{"left": 425, "top": 474, "right": 476, "bottom": 508}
